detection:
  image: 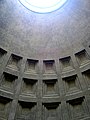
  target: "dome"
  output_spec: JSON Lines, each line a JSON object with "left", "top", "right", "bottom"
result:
{"left": 0, "top": 0, "right": 90, "bottom": 120}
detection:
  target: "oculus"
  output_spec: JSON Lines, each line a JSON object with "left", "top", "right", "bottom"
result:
{"left": 19, "top": 0, "right": 67, "bottom": 13}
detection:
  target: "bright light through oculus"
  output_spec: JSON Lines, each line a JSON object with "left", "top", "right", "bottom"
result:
{"left": 19, "top": 0, "right": 67, "bottom": 13}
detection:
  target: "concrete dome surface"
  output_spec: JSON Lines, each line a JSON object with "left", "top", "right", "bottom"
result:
{"left": 0, "top": 0, "right": 90, "bottom": 120}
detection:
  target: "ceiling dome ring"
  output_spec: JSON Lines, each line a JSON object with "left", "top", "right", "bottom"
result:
{"left": 19, "top": 0, "right": 68, "bottom": 13}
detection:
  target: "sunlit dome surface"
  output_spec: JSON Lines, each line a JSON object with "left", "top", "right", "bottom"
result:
{"left": 19, "top": 0, "right": 67, "bottom": 13}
